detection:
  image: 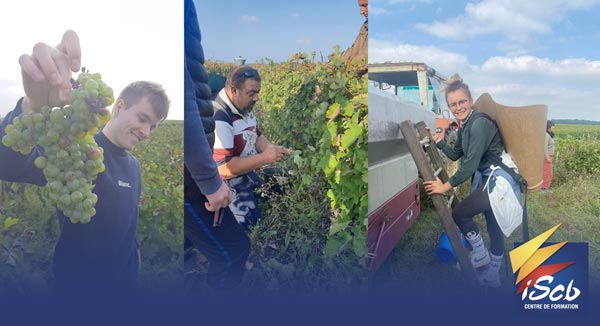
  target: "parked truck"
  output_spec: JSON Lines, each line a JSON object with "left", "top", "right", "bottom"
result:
{"left": 368, "top": 62, "right": 454, "bottom": 274}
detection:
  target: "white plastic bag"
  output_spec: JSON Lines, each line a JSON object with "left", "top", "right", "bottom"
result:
{"left": 484, "top": 167, "right": 523, "bottom": 237}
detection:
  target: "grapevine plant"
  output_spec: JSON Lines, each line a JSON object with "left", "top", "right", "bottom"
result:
{"left": 240, "top": 50, "right": 368, "bottom": 283}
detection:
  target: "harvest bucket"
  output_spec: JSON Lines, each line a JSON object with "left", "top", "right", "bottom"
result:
{"left": 435, "top": 230, "right": 469, "bottom": 264}
{"left": 473, "top": 93, "right": 547, "bottom": 192}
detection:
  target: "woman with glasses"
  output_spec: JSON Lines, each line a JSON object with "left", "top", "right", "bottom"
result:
{"left": 423, "top": 74, "right": 522, "bottom": 288}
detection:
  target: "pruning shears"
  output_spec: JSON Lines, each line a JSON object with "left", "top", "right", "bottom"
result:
{"left": 213, "top": 207, "right": 224, "bottom": 227}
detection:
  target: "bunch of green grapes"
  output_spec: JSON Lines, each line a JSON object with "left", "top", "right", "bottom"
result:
{"left": 2, "top": 69, "right": 113, "bottom": 223}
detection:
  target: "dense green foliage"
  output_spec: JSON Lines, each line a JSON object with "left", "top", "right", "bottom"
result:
{"left": 199, "top": 51, "right": 368, "bottom": 292}
{"left": 132, "top": 120, "right": 183, "bottom": 289}
{"left": 553, "top": 124, "right": 600, "bottom": 182}
{"left": 204, "top": 60, "right": 235, "bottom": 78}
{"left": 0, "top": 120, "right": 183, "bottom": 294}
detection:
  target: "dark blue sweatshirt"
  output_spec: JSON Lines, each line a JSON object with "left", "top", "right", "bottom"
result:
{"left": 0, "top": 99, "right": 141, "bottom": 291}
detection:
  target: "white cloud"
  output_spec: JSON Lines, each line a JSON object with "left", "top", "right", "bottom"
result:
{"left": 369, "top": 39, "right": 473, "bottom": 75}
{"left": 416, "top": 0, "right": 599, "bottom": 42}
{"left": 369, "top": 39, "right": 600, "bottom": 120}
{"left": 471, "top": 55, "right": 600, "bottom": 119}
{"left": 291, "top": 12, "right": 300, "bottom": 18}
{"left": 370, "top": 6, "right": 388, "bottom": 16}
{"left": 241, "top": 15, "right": 259, "bottom": 24}
{"left": 481, "top": 56, "right": 600, "bottom": 82}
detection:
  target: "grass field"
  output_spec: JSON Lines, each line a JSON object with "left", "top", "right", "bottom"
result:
{"left": 371, "top": 124, "right": 600, "bottom": 293}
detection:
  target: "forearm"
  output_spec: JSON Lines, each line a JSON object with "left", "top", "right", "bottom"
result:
{"left": 218, "top": 154, "right": 267, "bottom": 179}
{"left": 448, "top": 159, "right": 477, "bottom": 187}
{"left": 184, "top": 107, "right": 223, "bottom": 196}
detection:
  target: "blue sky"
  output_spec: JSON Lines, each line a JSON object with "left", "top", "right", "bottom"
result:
{"left": 195, "top": 0, "right": 366, "bottom": 63}
{"left": 369, "top": 0, "right": 600, "bottom": 120}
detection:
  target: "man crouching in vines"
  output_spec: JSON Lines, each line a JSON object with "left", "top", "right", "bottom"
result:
{"left": 0, "top": 30, "right": 169, "bottom": 296}
{"left": 213, "top": 65, "right": 292, "bottom": 228}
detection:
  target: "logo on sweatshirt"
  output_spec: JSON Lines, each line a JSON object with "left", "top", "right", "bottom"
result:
{"left": 118, "top": 180, "right": 132, "bottom": 188}
{"left": 510, "top": 224, "right": 587, "bottom": 311}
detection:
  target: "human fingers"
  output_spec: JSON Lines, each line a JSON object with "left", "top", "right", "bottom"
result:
{"left": 205, "top": 198, "right": 228, "bottom": 212}
{"left": 56, "top": 30, "right": 81, "bottom": 72}
{"left": 220, "top": 183, "right": 234, "bottom": 205}
{"left": 204, "top": 201, "right": 217, "bottom": 212}
{"left": 425, "top": 127, "right": 439, "bottom": 142}
{"left": 18, "top": 54, "right": 45, "bottom": 82}
{"left": 30, "top": 42, "right": 62, "bottom": 86}
{"left": 424, "top": 185, "right": 433, "bottom": 195}
{"left": 50, "top": 48, "right": 74, "bottom": 101}
{"left": 277, "top": 146, "right": 291, "bottom": 155}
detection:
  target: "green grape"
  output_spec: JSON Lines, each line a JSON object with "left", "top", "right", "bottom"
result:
{"left": 44, "top": 164, "right": 59, "bottom": 178}
{"left": 34, "top": 156, "right": 47, "bottom": 169}
{"left": 59, "top": 193, "right": 72, "bottom": 207}
{"left": 34, "top": 112, "right": 45, "bottom": 123}
{"left": 21, "top": 115, "right": 34, "bottom": 127}
{"left": 50, "top": 110, "right": 64, "bottom": 124}
{"left": 70, "top": 191, "right": 83, "bottom": 203}
{"left": 2, "top": 133, "right": 15, "bottom": 147}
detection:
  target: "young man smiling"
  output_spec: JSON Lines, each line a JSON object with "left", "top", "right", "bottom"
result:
{"left": 0, "top": 30, "right": 169, "bottom": 295}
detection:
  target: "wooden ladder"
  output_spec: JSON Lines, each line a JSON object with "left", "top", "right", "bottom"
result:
{"left": 399, "top": 120, "right": 480, "bottom": 288}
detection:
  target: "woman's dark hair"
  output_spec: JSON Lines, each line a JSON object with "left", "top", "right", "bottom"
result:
{"left": 547, "top": 120, "right": 555, "bottom": 138}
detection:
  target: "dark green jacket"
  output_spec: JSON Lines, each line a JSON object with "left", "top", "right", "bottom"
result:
{"left": 436, "top": 110, "right": 504, "bottom": 187}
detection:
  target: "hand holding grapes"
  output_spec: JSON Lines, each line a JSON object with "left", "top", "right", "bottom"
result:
{"left": 19, "top": 30, "right": 81, "bottom": 114}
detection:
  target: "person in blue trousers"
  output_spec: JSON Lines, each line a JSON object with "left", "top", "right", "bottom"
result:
{"left": 184, "top": 0, "right": 250, "bottom": 290}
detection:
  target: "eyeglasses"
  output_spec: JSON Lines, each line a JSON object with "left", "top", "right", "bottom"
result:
{"left": 448, "top": 99, "right": 469, "bottom": 109}
{"left": 234, "top": 68, "right": 259, "bottom": 81}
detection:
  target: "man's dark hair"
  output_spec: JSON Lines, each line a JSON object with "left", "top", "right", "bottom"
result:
{"left": 226, "top": 65, "right": 261, "bottom": 90}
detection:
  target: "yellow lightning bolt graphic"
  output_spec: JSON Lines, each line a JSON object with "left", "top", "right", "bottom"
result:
{"left": 514, "top": 241, "right": 567, "bottom": 284}
{"left": 509, "top": 223, "right": 561, "bottom": 274}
